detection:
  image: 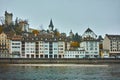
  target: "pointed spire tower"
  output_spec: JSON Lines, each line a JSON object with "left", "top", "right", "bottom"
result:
{"left": 49, "top": 19, "right": 54, "bottom": 31}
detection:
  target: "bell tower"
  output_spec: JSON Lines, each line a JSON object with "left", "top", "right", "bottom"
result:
{"left": 48, "top": 19, "right": 54, "bottom": 31}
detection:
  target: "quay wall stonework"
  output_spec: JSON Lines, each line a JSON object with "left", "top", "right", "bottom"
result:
{"left": 0, "top": 58, "right": 120, "bottom": 64}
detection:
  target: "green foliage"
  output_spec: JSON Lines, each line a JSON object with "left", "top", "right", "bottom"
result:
{"left": 54, "top": 28, "right": 60, "bottom": 37}
{"left": 72, "top": 33, "right": 81, "bottom": 42}
{"left": 15, "top": 26, "right": 22, "bottom": 35}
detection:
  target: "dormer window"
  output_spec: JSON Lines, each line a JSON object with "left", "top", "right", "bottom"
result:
{"left": 59, "top": 38, "right": 61, "bottom": 40}
{"left": 36, "top": 38, "right": 38, "bottom": 40}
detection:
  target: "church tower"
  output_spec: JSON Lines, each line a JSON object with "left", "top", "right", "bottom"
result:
{"left": 48, "top": 19, "right": 54, "bottom": 31}
{"left": 69, "top": 30, "right": 74, "bottom": 39}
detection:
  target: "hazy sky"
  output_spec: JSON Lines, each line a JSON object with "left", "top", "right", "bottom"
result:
{"left": 0, "top": 0, "right": 120, "bottom": 36}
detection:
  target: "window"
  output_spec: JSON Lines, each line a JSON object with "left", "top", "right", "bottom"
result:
{"left": 95, "top": 48, "right": 97, "bottom": 50}
{"left": 40, "top": 45, "right": 43, "bottom": 47}
{"left": 54, "top": 48, "right": 57, "bottom": 50}
{"left": 45, "top": 48, "right": 48, "bottom": 50}
{"left": 45, "top": 51, "right": 48, "bottom": 53}
{"left": 94, "top": 52, "right": 98, "bottom": 54}
{"left": 40, "top": 48, "right": 42, "bottom": 50}
{"left": 36, "top": 38, "right": 38, "bottom": 40}
{"left": 45, "top": 45, "right": 48, "bottom": 47}
{"left": 45, "top": 55, "right": 48, "bottom": 58}
{"left": 90, "top": 47, "right": 93, "bottom": 50}
{"left": 86, "top": 42, "right": 88, "bottom": 47}
{"left": 59, "top": 48, "right": 63, "bottom": 50}
{"left": 95, "top": 42, "right": 97, "bottom": 47}
{"left": 58, "top": 45, "right": 63, "bottom": 47}
{"left": 90, "top": 42, "right": 93, "bottom": 47}
{"left": 86, "top": 48, "right": 88, "bottom": 50}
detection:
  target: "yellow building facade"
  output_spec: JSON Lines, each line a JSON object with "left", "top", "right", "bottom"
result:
{"left": 0, "top": 32, "right": 10, "bottom": 57}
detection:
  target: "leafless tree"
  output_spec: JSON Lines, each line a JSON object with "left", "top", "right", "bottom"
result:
{"left": 0, "top": 16, "right": 5, "bottom": 25}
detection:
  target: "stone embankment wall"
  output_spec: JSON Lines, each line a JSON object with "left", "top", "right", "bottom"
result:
{"left": 0, "top": 58, "right": 120, "bottom": 64}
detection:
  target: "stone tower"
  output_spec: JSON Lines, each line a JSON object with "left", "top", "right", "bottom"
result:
{"left": 19, "top": 20, "right": 29, "bottom": 32}
{"left": 5, "top": 11, "right": 13, "bottom": 25}
{"left": 69, "top": 30, "right": 74, "bottom": 39}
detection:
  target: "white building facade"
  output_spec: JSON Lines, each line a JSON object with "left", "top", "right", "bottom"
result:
{"left": 9, "top": 35, "right": 22, "bottom": 58}
{"left": 25, "top": 42, "right": 36, "bottom": 58}
{"left": 81, "top": 28, "right": 100, "bottom": 58}
{"left": 21, "top": 36, "right": 68, "bottom": 58}
{"left": 64, "top": 48, "right": 85, "bottom": 58}
{"left": 80, "top": 41, "right": 99, "bottom": 58}
{"left": 10, "top": 40, "right": 21, "bottom": 58}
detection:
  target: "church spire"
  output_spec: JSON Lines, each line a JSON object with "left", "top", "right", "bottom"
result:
{"left": 49, "top": 19, "right": 54, "bottom": 31}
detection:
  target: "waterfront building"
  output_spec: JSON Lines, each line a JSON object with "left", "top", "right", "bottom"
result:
{"left": 0, "top": 32, "right": 10, "bottom": 58}
{"left": 103, "top": 34, "right": 120, "bottom": 58}
{"left": 80, "top": 28, "right": 99, "bottom": 58}
{"left": 64, "top": 48, "right": 85, "bottom": 58}
{"left": 21, "top": 35, "right": 69, "bottom": 58}
{"left": 10, "top": 35, "right": 22, "bottom": 58}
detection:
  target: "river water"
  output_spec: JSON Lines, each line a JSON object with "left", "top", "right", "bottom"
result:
{"left": 0, "top": 64, "right": 120, "bottom": 80}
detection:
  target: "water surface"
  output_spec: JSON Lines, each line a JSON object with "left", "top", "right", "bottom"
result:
{"left": 0, "top": 64, "right": 120, "bottom": 80}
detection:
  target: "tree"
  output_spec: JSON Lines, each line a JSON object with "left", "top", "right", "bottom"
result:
{"left": 54, "top": 28, "right": 60, "bottom": 37}
{"left": 72, "top": 33, "right": 82, "bottom": 42}
{"left": 70, "top": 41, "right": 80, "bottom": 48}
{"left": 0, "top": 16, "right": 4, "bottom": 25}
{"left": 32, "top": 30, "right": 39, "bottom": 35}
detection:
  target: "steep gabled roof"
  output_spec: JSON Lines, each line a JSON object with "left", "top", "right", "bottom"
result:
{"left": 85, "top": 28, "right": 93, "bottom": 32}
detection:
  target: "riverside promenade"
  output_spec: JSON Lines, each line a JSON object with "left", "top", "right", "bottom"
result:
{"left": 0, "top": 58, "right": 120, "bottom": 64}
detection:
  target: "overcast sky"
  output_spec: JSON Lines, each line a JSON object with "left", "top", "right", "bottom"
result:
{"left": 0, "top": 0, "right": 120, "bottom": 36}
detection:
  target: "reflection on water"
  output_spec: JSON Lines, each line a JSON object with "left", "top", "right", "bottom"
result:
{"left": 0, "top": 64, "right": 120, "bottom": 80}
